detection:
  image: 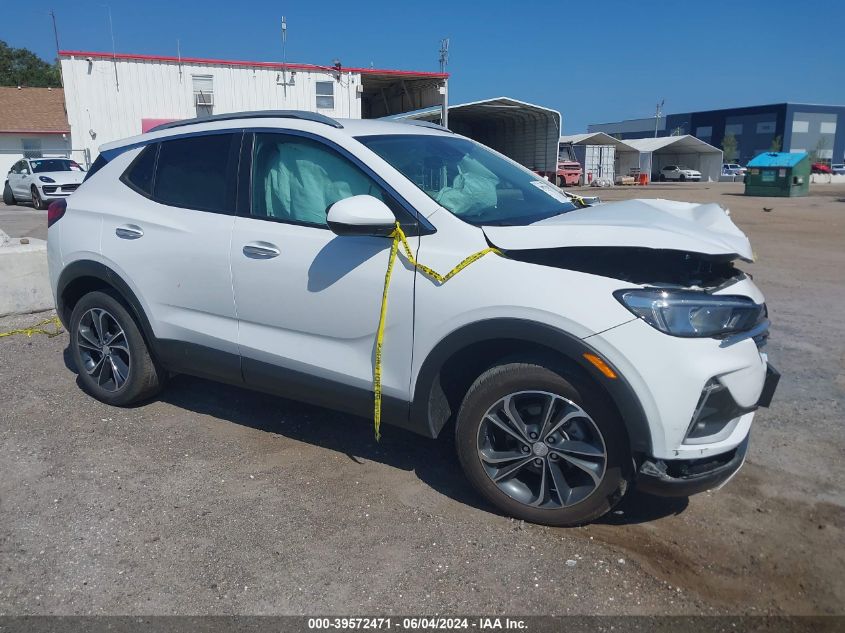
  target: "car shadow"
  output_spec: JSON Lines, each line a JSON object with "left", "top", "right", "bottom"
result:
{"left": 159, "top": 373, "right": 489, "bottom": 512}
{"left": 596, "top": 489, "right": 689, "bottom": 525}
{"left": 63, "top": 343, "right": 691, "bottom": 524}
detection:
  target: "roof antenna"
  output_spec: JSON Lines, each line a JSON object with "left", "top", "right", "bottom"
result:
{"left": 102, "top": 4, "right": 119, "bottom": 90}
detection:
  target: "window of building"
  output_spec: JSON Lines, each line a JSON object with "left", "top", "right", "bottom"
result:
{"left": 696, "top": 126, "right": 712, "bottom": 138}
{"left": 154, "top": 133, "right": 239, "bottom": 214}
{"left": 315, "top": 81, "right": 334, "bottom": 109}
{"left": 756, "top": 121, "right": 776, "bottom": 134}
{"left": 192, "top": 75, "right": 214, "bottom": 117}
{"left": 725, "top": 123, "right": 743, "bottom": 136}
{"left": 21, "top": 138, "right": 43, "bottom": 158}
{"left": 121, "top": 144, "right": 158, "bottom": 196}
{"left": 251, "top": 133, "right": 390, "bottom": 227}
{"left": 820, "top": 121, "right": 837, "bottom": 135}
{"left": 792, "top": 120, "right": 809, "bottom": 134}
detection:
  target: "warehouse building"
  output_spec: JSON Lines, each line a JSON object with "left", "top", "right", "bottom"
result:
{"left": 58, "top": 50, "right": 448, "bottom": 166}
{"left": 588, "top": 103, "right": 845, "bottom": 166}
{"left": 0, "top": 87, "right": 72, "bottom": 177}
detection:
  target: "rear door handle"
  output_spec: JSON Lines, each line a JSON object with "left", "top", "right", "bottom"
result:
{"left": 243, "top": 242, "right": 280, "bottom": 259}
{"left": 115, "top": 224, "right": 144, "bottom": 240}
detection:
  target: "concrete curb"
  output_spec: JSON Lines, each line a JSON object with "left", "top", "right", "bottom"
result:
{"left": 0, "top": 229, "right": 54, "bottom": 317}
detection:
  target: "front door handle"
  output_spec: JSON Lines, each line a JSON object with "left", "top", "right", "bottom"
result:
{"left": 115, "top": 224, "right": 144, "bottom": 240}
{"left": 243, "top": 242, "right": 280, "bottom": 259}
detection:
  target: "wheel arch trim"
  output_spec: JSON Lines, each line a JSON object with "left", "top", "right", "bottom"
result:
{"left": 56, "top": 259, "right": 159, "bottom": 358}
{"left": 411, "top": 318, "right": 652, "bottom": 453}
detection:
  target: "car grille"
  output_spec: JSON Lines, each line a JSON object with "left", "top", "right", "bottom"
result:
{"left": 61, "top": 184, "right": 79, "bottom": 192}
{"left": 43, "top": 186, "right": 58, "bottom": 194}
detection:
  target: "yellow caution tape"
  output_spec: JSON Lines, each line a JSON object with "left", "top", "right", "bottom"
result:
{"left": 566, "top": 192, "right": 588, "bottom": 207}
{"left": 372, "top": 222, "right": 501, "bottom": 440}
{"left": 0, "top": 316, "right": 63, "bottom": 339}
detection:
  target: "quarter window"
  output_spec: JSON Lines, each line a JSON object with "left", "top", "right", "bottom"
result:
{"left": 315, "top": 81, "right": 334, "bottom": 109}
{"left": 251, "top": 133, "right": 390, "bottom": 227}
{"left": 154, "top": 133, "right": 240, "bottom": 214}
{"left": 122, "top": 144, "right": 158, "bottom": 195}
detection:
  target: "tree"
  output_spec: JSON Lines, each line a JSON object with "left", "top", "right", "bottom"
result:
{"left": 721, "top": 132, "right": 738, "bottom": 162}
{"left": 0, "top": 41, "right": 61, "bottom": 87}
{"left": 770, "top": 135, "right": 782, "bottom": 152}
{"left": 808, "top": 137, "right": 828, "bottom": 164}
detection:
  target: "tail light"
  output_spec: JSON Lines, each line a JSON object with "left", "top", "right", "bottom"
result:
{"left": 47, "top": 199, "right": 67, "bottom": 227}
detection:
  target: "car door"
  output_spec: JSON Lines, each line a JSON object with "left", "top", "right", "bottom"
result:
{"left": 11, "top": 161, "right": 29, "bottom": 197}
{"left": 99, "top": 132, "right": 243, "bottom": 382}
{"left": 230, "top": 131, "right": 419, "bottom": 420}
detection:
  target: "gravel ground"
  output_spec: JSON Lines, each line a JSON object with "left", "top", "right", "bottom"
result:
{"left": 0, "top": 182, "right": 843, "bottom": 615}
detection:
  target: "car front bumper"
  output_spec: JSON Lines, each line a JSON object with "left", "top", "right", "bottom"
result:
{"left": 635, "top": 363, "right": 779, "bottom": 496}
{"left": 38, "top": 184, "right": 79, "bottom": 199}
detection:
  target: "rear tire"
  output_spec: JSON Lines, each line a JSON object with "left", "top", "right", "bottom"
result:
{"left": 3, "top": 182, "right": 15, "bottom": 205}
{"left": 455, "top": 360, "right": 630, "bottom": 526}
{"left": 69, "top": 290, "right": 164, "bottom": 406}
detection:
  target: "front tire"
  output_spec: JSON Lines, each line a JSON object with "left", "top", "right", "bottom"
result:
{"left": 69, "top": 290, "right": 164, "bottom": 406}
{"left": 3, "top": 182, "right": 15, "bottom": 205}
{"left": 31, "top": 186, "right": 46, "bottom": 210}
{"left": 455, "top": 361, "right": 630, "bottom": 526}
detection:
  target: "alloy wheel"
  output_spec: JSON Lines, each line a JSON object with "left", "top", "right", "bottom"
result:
{"left": 477, "top": 391, "right": 607, "bottom": 509}
{"left": 76, "top": 308, "right": 131, "bottom": 392}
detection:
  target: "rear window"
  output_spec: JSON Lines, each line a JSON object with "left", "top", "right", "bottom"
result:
{"left": 153, "top": 133, "right": 240, "bottom": 214}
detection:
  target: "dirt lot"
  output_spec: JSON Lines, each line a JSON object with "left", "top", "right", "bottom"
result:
{"left": 1, "top": 182, "right": 843, "bottom": 615}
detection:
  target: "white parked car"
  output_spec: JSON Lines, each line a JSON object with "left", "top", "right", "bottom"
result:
{"left": 4, "top": 158, "right": 86, "bottom": 209}
{"left": 660, "top": 165, "right": 701, "bottom": 181}
{"left": 831, "top": 164, "right": 845, "bottom": 175}
{"left": 48, "top": 111, "right": 778, "bottom": 526}
{"left": 722, "top": 163, "right": 747, "bottom": 176}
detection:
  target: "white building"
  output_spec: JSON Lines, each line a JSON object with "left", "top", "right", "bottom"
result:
{"left": 59, "top": 50, "right": 447, "bottom": 165}
{"left": 0, "top": 87, "right": 72, "bottom": 177}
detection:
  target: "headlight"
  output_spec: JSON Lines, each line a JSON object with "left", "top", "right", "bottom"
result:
{"left": 39, "top": 176, "right": 55, "bottom": 183}
{"left": 614, "top": 289, "right": 764, "bottom": 338}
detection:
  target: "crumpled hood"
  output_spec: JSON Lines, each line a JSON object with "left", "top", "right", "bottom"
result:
{"left": 36, "top": 171, "right": 85, "bottom": 185}
{"left": 483, "top": 198, "right": 753, "bottom": 261}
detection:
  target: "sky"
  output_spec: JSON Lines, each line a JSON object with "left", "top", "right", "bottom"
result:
{"left": 5, "top": 0, "right": 845, "bottom": 133}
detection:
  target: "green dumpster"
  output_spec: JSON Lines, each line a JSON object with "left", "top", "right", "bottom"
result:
{"left": 744, "top": 152, "right": 810, "bottom": 197}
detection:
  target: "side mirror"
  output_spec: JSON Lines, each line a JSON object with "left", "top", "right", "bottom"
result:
{"left": 327, "top": 195, "right": 396, "bottom": 237}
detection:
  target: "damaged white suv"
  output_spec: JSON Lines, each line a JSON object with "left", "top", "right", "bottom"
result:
{"left": 48, "top": 111, "right": 778, "bottom": 526}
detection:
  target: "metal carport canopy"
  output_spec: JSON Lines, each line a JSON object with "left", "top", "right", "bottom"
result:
{"left": 385, "top": 97, "right": 562, "bottom": 175}
{"left": 559, "top": 132, "right": 637, "bottom": 151}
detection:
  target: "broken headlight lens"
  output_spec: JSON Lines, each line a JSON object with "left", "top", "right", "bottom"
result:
{"left": 614, "top": 289, "right": 764, "bottom": 338}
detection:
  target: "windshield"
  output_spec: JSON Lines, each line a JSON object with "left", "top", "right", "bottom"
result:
{"left": 30, "top": 159, "right": 84, "bottom": 173}
{"left": 357, "top": 134, "right": 577, "bottom": 226}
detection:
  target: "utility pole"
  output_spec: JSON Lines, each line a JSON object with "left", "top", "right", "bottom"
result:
{"left": 439, "top": 38, "right": 449, "bottom": 128}
{"left": 654, "top": 98, "right": 664, "bottom": 138}
{"left": 50, "top": 10, "right": 63, "bottom": 88}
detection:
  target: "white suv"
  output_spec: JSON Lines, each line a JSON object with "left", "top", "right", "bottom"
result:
{"left": 660, "top": 165, "right": 702, "bottom": 181}
{"left": 47, "top": 111, "right": 778, "bottom": 526}
{"left": 4, "top": 158, "right": 86, "bottom": 209}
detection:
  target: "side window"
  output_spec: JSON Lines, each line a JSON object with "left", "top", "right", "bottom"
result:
{"left": 251, "top": 133, "right": 392, "bottom": 228}
{"left": 121, "top": 144, "right": 158, "bottom": 195}
{"left": 154, "top": 133, "right": 240, "bottom": 213}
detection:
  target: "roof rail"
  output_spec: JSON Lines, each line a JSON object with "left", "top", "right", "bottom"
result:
{"left": 148, "top": 110, "right": 343, "bottom": 132}
{"left": 403, "top": 119, "right": 454, "bottom": 133}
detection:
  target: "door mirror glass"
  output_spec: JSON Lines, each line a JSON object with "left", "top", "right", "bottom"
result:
{"left": 327, "top": 195, "right": 396, "bottom": 237}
